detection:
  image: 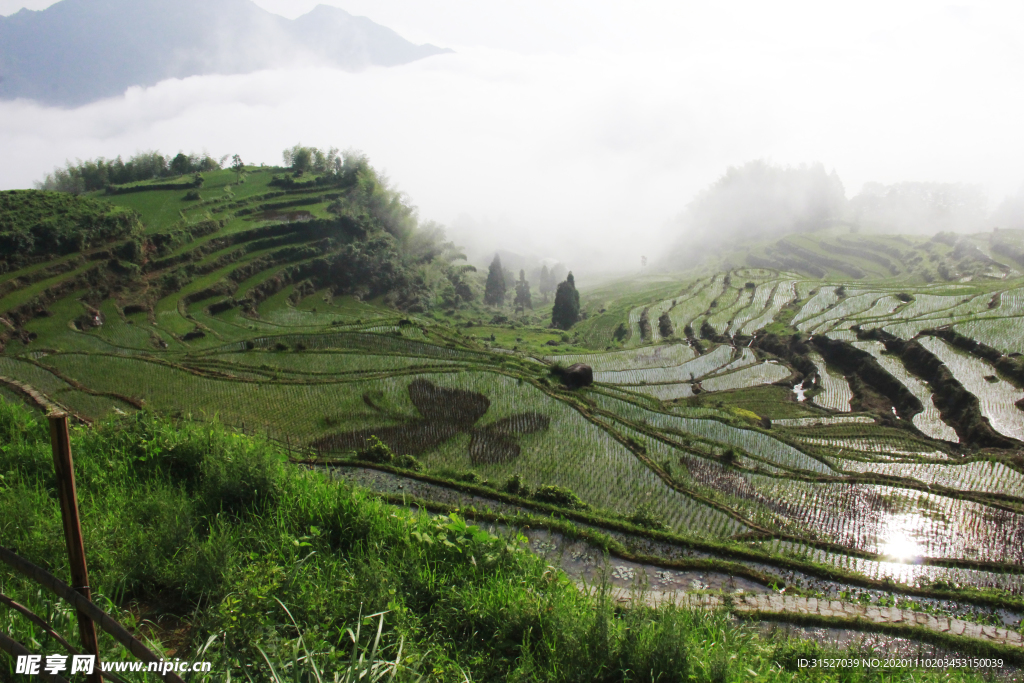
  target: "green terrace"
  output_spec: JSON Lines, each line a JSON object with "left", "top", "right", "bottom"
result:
{"left": 3, "top": 152, "right": 1024, "bottom": 675}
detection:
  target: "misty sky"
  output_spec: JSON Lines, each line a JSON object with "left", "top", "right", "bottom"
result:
{"left": 2, "top": 0, "right": 1023, "bottom": 271}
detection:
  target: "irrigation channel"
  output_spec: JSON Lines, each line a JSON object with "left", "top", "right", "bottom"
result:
{"left": 315, "top": 464, "right": 1024, "bottom": 663}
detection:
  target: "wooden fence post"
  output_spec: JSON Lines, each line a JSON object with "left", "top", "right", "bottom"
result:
{"left": 48, "top": 412, "right": 103, "bottom": 683}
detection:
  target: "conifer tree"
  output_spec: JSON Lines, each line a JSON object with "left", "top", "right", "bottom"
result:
{"left": 539, "top": 264, "right": 554, "bottom": 302}
{"left": 484, "top": 254, "right": 507, "bottom": 306}
{"left": 551, "top": 272, "right": 580, "bottom": 330}
{"left": 514, "top": 269, "right": 533, "bottom": 311}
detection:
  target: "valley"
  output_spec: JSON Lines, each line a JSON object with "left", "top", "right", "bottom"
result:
{"left": 3, "top": 158, "right": 1024, "bottom": 679}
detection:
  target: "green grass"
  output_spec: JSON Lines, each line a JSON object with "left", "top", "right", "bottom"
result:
{"left": 0, "top": 260, "right": 97, "bottom": 314}
{"left": 0, "top": 401, "right": 1005, "bottom": 682}
{"left": 20, "top": 289, "right": 89, "bottom": 346}
{"left": 462, "top": 323, "right": 565, "bottom": 355}
{"left": 95, "top": 168, "right": 280, "bottom": 233}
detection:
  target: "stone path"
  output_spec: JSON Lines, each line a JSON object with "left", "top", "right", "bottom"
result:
{"left": 593, "top": 586, "right": 1024, "bottom": 648}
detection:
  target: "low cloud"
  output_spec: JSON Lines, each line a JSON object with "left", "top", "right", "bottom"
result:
{"left": 3, "top": 0, "right": 1024, "bottom": 275}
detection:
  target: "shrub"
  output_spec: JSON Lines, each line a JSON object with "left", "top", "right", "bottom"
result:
{"left": 628, "top": 502, "right": 667, "bottom": 531}
{"left": 198, "top": 441, "right": 283, "bottom": 518}
{"left": 394, "top": 453, "right": 422, "bottom": 471}
{"left": 184, "top": 189, "right": 202, "bottom": 201}
{"left": 502, "top": 473, "right": 528, "bottom": 496}
{"left": 533, "top": 484, "right": 588, "bottom": 510}
{"left": 356, "top": 435, "right": 394, "bottom": 464}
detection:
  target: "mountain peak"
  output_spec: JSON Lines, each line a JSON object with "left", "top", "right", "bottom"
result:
{"left": 0, "top": 0, "right": 451, "bottom": 107}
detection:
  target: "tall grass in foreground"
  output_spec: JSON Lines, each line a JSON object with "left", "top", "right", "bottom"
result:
{"left": 0, "top": 401, "right": 999, "bottom": 681}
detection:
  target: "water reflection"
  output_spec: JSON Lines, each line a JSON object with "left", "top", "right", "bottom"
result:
{"left": 878, "top": 517, "right": 925, "bottom": 561}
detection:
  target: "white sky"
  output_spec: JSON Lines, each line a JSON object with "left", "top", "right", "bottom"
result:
{"left": 2, "top": 0, "right": 1023, "bottom": 270}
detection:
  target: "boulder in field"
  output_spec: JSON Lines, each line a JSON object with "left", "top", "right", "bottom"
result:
{"left": 562, "top": 363, "right": 593, "bottom": 389}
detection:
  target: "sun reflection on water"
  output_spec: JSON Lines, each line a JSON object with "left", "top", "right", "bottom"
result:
{"left": 878, "top": 515, "right": 925, "bottom": 561}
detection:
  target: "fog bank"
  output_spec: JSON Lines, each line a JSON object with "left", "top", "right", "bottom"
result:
{"left": 3, "top": 1, "right": 1024, "bottom": 274}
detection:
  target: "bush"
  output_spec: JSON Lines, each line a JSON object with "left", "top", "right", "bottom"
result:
{"left": 533, "top": 484, "right": 588, "bottom": 510}
{"left": 628, "top": 502, "right": 667, "bottom": 531}
{"left": 394, "top": 453, "right": 422, "bottom": 471}
{"left": 199, "top": 442, "right": 283, "bottom": 517}
{"left": 184, "top": 190, "right": 202, "bottom": 201}
{"left": 356, "top": 435, "right": 394, "bottom": 464}
{"left": 502, "top": 473, "right": 528, "bottom": 496}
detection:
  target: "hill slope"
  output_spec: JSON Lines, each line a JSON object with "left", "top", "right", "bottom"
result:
{"left": 2, "top": 162, "right": 1024, "bottom": 668}
{"left": 0, "top": 0, "right": 452, "bottom": 106}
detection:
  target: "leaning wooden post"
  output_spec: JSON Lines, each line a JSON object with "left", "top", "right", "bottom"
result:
{"left": 48, "top": 412, "right": 103, "bottom": 683}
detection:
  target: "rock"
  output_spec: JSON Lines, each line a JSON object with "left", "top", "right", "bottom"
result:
{"left": 563, "top": 363, "right": 594, "bottom": 388}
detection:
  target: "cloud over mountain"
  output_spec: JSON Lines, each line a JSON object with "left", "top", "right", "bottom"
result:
{"left": 0, "top": 0, "right": 451, "bottom": 106}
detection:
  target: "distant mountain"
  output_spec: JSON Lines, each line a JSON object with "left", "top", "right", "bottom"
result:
{"left": 0, "top": 0, "right": 452, "bottom": 107}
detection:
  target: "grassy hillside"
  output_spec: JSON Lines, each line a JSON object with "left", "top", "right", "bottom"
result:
{"left": 0, "top": 190, "right": 141, "bottom": 268}
{"left": 0, "top": 402, "right": 1006, "bottom": 681}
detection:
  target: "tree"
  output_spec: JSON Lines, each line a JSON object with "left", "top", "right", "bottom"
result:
{"left": 514, "top": 269, "right": 532, "bottom": 311}
{"left": 170, "top": 152, "right": 191, "bottom": 176}
{"left": 231, "top": 154, "right": 245, "bottom": 182}
{"left": 289, "top": 146, "right": 312, "bottom": 173}
{"left": 551, "top": 272, "right": 580, "bottom": 330}
{"left": 539, "top": 264, "right": 554, "bottom": 302}
{"left": 484, "top": 254, "right": 507, "bottom": 306}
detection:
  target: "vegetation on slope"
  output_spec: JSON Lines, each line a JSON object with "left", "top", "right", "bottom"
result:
{"left": 35, "top": 150, "right": 222, "bottom": 194}
{"left": 0, "top": 402, "right": 1006, "bottom": 681}
{"left": 0, "top": 190, "right": 141, "bottom": 268}
{"left": 0, "top": 147, "right": 482, "bottom": 354}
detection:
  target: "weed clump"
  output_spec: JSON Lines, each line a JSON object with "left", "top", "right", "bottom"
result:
{"left": 394, "top": 453, "right": 422, "bottom": 471}
{"left": 628, "top": 502, "right": 668, "bottom": 531}
{"left": 533, "top": 484, "right": 588, "bottom": 510}
{"left": 356, "top": 435, "right": 395, "bottom": 464}
{"left": 502, "top": 473, "right": 530, "bottom": 497}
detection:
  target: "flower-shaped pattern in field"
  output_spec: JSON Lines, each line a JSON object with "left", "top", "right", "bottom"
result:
{"left": 311, "top": 379, "right": 550, "bottom": 463}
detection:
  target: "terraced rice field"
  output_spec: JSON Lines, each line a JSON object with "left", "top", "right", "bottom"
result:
{"left": 853, "top": 340, "right": 960, "bottom": 442}
{"left": 801, "top": 292, "right": 880, "bottom": 334}
{"left": 700, "top": 362, "right": 791, "bottom": 392}
{"left": 5, "top": 189, "right": 1024, "bottom": 623}
{"left": 953, "top": 316, "right": 1024, "bottom": 355}
{"left": 730, "top": 281, "right": 776, "bottom": 333}
{"left": 918, "top": 336, "right": 1024, "bottom": 441}
{"left": 808, "top": 353, "right": 853, "bottom": 412}
{"left": 548, "top": 343, "right": 695, "bottom": 371}
{"left": 838, "top": 458, "right": 1024, "bottom": 498}
{"left": 772, "top": 416, "right": 875, "bottom": 427}
{"left": 793, "top": 286, "right": 838, "bottom": 328}
{"left": 740, "top": 280, "right": 796, "bottom": 334}
{"left": 665, "top": 274, "right": 725, "bottom": 335}
{"left": 594, "top": 344, "right": 733, "bottom": 385}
